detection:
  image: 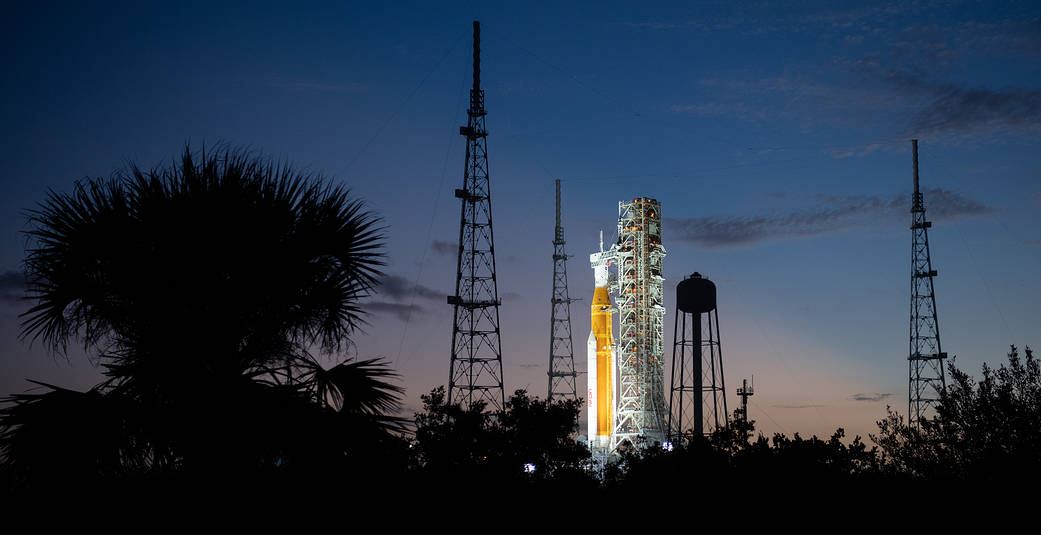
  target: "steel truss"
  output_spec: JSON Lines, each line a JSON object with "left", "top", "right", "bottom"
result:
{"left": 908, "top": 139, "right": 946, "bottom": 427}
{"left": 612, "top": 198, "right": 667, "bottom": 448}
{"left": 448, "top": 21, "right": 505, "bottom": 411}
{"left": 549, "top": 179, "right": 578, "bottom": 400}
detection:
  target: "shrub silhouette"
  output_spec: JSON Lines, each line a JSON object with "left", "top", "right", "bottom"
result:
{"left": 873, "top": 345, "right": 1041, "bottom": 481}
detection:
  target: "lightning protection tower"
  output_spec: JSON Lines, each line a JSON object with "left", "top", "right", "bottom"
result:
{"left": 548, "top": 179, "right": 578, "bottom": 400}
{"left": 667, "top": 272, "right": 727, "bottom": 442}
{"left": 613, "top": 198, "right": 667, "bottom": 448}
{"left": 908, "top": 139, "right": 946, "bottom": 427}
{"left": 447, "top": 21, "right": 506, "bottom": 411}
{"left": 736, "top": 378, "right": 753, "bottom": 425}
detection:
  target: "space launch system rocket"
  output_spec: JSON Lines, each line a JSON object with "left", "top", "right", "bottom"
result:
{"left": 588, "top": 234, "right": 615, "bottom": 450}
{"left": 587, "top": 198, "right": 666, "bottom": 451}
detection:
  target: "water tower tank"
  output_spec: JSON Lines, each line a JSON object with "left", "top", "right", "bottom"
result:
{"left": 676, "top": 272, "right": 716, "bottom": 314}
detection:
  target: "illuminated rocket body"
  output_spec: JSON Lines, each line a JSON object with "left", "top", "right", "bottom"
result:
{"left": 588, "top": 238, "right": 615, "bottom": 449}
{"left": 587, "top": 198, "right": 666, "bottom": 452}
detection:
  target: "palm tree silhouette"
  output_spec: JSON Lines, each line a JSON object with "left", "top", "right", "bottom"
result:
{"left": 2, "top": 145, "right": 404, "bottom": 481}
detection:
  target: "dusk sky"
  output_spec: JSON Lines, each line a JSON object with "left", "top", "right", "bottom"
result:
{"left": 2, "top": 1, "right": 1039, "bottom": 441}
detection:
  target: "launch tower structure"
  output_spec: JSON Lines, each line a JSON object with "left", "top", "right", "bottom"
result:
{"left": 908, "top": 139, "right": 946, "bottom": 427}
{"left": 614, "top": 198, "right": 668, "bottom": 448}
{"left": 447, "top": 21, "right": 506, "bottom": 411}
{"left": 548, "top": 179, "right": 578, "bottom": 400}
{"left": 588, "top": 198, "right": 667, "bottom": 451}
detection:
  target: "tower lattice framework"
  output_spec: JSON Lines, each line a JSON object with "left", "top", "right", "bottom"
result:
{"left": 613, "top": 198, "right": 667, "bottom": 448}
{"left": 908, "top": 139, "right": 946, "bottom": 427}
{"left": 448, "top": 21, "right": 505, "bottom": 411}
{"left": 548, "top": 179, "right": 577, "bottom": 400}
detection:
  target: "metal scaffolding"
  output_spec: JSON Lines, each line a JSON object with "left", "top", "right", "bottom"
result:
{"left": 612, "top": 198, "right": 667, "bottom": 448}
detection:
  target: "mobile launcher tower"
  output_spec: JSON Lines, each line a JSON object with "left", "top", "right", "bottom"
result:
{"left": 587, "top": 198, "right": 667, "bottom": 452}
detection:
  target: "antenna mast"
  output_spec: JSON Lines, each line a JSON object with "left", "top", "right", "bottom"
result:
{"left": 908, "top": 139, "right": 947, "bottom": 427}
{"left": 549, "top": 179, "right": 578, "bottom": 399}
{"left": 736, "top": 377, "right": 754, "bottom": 425}
{"left": 447, "top": 21, "right": 506, "bottom": 410}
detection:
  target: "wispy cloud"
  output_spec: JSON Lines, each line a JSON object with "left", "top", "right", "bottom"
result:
{"left": 684, "top": 17, "right": 1041, "bottom": 140}
{"left": 911, "top": 86, "right": 1041, "bottom": 137}
{"left": 431, "top": 240, "right": 456, "bottom": 256}
{"left": 903, "top": 188, "right": 992, "bottom": 220}
{"left": 850, "top": 393, "right": 892, "bottom": 402}
{"left": 376, "top": 274, "right": 442, "bottom": 301}
{"left": 843, "top": 34, "right": 865, "bottom": 46}
{"left": 831, "top": 143, "right": 882, "bottom": 159}
{"left": 366, "top": 301, "right": 424, "bottom": 322}
{"left": 0, "top": 270, "right": 25, "bottom": 304}
{"left": 367, "top": 274, "right": 444, "bottom": 321}
{"left": 668, "top": 188, "right": 990, "bottom": 247}
{"left": 678, "top": 75, "right": 910, "bottom": 130}
{"left": 849, "top": 55, "right": 1041, "bottom": 138}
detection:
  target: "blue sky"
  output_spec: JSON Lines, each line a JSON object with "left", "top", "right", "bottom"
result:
{"left": 2, "top": 1, "right": 1039, "bottom": 440}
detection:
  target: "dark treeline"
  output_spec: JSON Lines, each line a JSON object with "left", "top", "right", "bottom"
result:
{"left": 612, "top": 349, "right": 1041, "bottom": 498}
{"left": 1, "top": 146, "right": 1038, "bottom": 505}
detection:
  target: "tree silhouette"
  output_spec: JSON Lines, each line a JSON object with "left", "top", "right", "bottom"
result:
{"left": 491, "top": 390, "right": 591, "bottom": 480}
{"left": 873, "top": 345, "right": 1041, "bottom": 481}
{"left": 1, "top": 145, "right": 404, "bottom": 485}
{"left": 410, "top": 386, "right": 492, "bottom": 475}
{"left": 605, "top": 409, "right": 882, "bottom": 498}
{"left": 410, "top": 387, "right": 595, "bottom": 495}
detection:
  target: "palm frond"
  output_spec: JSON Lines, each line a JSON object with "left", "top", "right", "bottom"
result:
{"left": 0, "top": 381, "right": 137, "bottom": 478}
{"left": 14, "top": 143, "right": 396, "bottom": 475}
{"left": 308, "top": 357, "right": 404, "bottom": 416}
{"left": 20, "top": 180, "right": 132, "bottom": 355}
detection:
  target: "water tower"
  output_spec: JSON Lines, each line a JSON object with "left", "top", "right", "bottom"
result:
{"left": 668, "top": 272, "right": 727, "bottom": 441}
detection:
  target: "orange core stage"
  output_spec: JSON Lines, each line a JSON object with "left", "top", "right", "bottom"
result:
{"left": 591, "top": 286, "right": 613, "bottom": 436}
